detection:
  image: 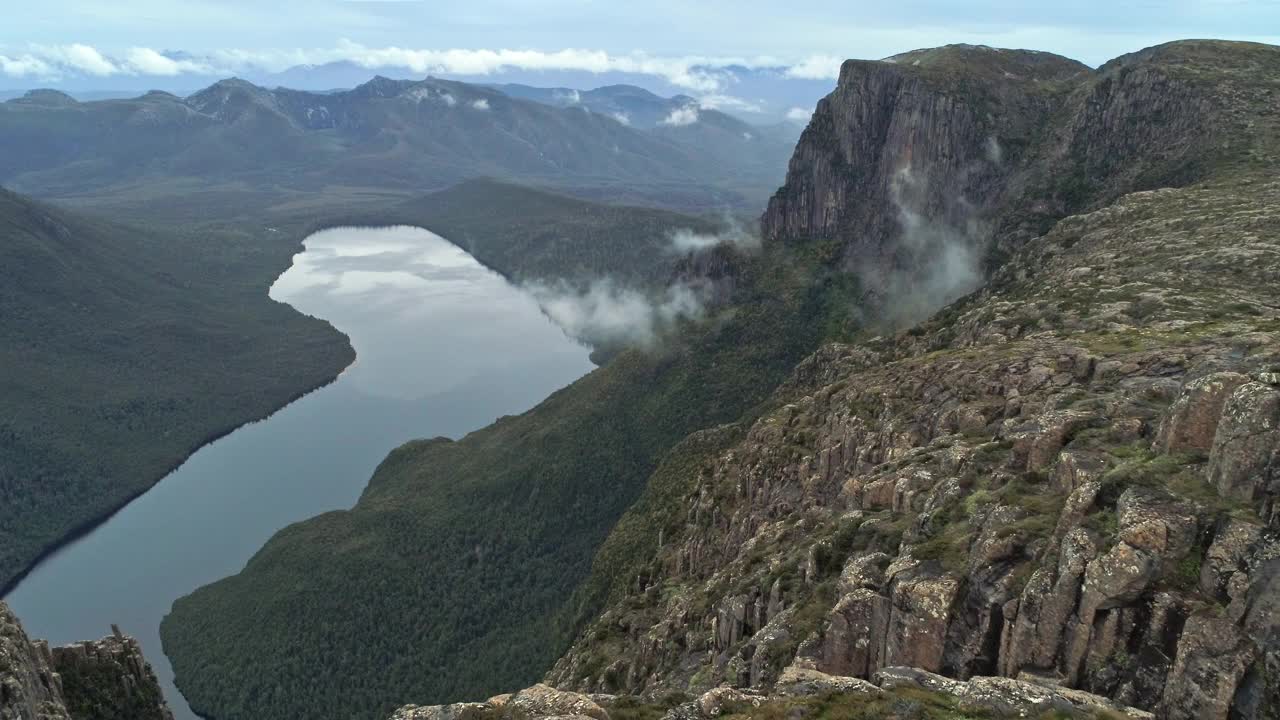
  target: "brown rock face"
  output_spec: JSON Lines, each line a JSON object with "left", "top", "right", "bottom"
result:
{"left": 1208, "top": 381, "right": 1280, "bottom": 524}
{"left": 1156, "top": 372, "right": 1250, "bottom": 455}
{"left": 763, "top": 47, "right": 1087, "bottom": 323}
{"left": 0, "top": 602, "right": 172, "bottom": 720}
{"left": 547, "top": 39, "right": 1280, "bottom": 720}
{"left": 0, "top": 603, "right": 69, "bottom": 720}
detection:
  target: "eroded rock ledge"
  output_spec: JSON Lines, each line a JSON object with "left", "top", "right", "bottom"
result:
{"left": 391, "top": 668, "right": 1152, "bottom": 720}
{"left": 0, "top": 602, "right": 172, "bottom": 720}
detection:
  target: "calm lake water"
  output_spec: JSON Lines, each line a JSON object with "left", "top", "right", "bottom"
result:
{"left": 4, "top": 226, "right": 594, "bottom": 720}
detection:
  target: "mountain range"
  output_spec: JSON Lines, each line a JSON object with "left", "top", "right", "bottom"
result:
{"left": 0, "top": 77, "right": 796, "bottom": 211}
{"left": 0, "top": 59, "right": 835, "bottom": 124}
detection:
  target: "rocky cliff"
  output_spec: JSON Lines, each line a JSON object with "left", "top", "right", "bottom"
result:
{"left": 762, "top": 41, "right": 1275, "bottom": 326}
{"left": 1, "top": 603, "right": 172, "bottom": 720}
{"left": 536, "top": 41, "right": 1280, "bottom": 720}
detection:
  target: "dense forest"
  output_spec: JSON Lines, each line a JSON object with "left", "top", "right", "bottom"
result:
{"left": 0, "top": 189, "right": 353, "bottom": 592}
{"left": 161, "top": 236, "right": 864, "bottom": 720}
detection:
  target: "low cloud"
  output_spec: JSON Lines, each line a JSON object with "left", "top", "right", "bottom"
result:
{"left": 785, "top": 54, "right": 843, "bottom": 79}
{"left": 696, "top": 93, "right": 764, "bottom": 114}
{"left": 124, "top": 47, "right": 214, "bottom": 76}
{"left": 785, "top": 106, "right": 813, "bottom": 122}
{"left": 660, "top": 105, "right": 699, "bottom": 126}
{"left": 440, "top": 92, "right": 457, "bottom": 106}
{"left": 526, "top": 279, "right": 706, "bottom": 348}
{"left": 553, "top": 88, "right": 581, "bottom": 104}
{"left": 471, "top": 98, "right": 490, "bottom": 110}
{"left": 872, "top": 165, "right": 984, "bottom": 327}
{"left": 610, "top": 111, "right": 631, "bottom": 125}
{"left": 667, "top": 220, "right": 760, "bottom": 254}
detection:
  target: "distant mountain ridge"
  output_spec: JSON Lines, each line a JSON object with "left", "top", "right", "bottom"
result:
{"left": 0, "top": 75, "right": 794, "bottom": 210}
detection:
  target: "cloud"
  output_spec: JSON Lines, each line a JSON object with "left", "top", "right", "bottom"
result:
{"left": 695, "top": 93, "right": 764, "bottom": 114}
{"left": 872, "top": 165, "right": 984, "bottom": 327}
{"left": 123, "top": 47, "right": 214, "bottom": 76}
{"left": 0, "top": 53, "right": 55, "bottom": 79}
{"left": 667, "top": 220, "right": 760, "bottom": 254}
{"left": 610, "top": 111, "right": 631, "bottom": 125}
{"left": 471, "top": 98, "right": 490, "bottom": 110}
{"left": 39, "top": 43, "right": 119, "bottom": 76}
{"left": 0, "top": 40, "right": 834, "bottom": 95}
{"left": 659, "top": 105, "right": 699, "bottom": 126}
{"left": 785, "top": 54, "right": 843, "bottom": 79}
{"left": 552, "top": 88, "right": 581, "bottom": 104}
{"left": 526, "top": 279, "right": 706, "bottom": 348}
{"left": 439, "top": 91, "right": 456, "bottom": 106}
{"left": 785, "top": 106, "right": 813, "bottom": 122}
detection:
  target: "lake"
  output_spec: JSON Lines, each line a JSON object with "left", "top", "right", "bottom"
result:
{"left": 3, "top": 226, "right": 595, "bottom": 720}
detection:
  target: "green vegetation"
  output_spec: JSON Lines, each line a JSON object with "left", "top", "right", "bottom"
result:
{"left": 162, "top": 239, "right": 862, "bottom": 720}
{"left": 0, "top": 77, "right": 791, "bottom": 212}
{"left": 373, "top": 178, "right": 722, "bottom": 289}
{"left": 55, "top": 654, "right": 171, "bottom": 720}
{"left": 0, "top": 189, "right": 353, "bottom": 592}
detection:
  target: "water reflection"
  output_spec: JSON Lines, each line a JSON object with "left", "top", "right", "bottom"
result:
{"left": 5, "top": 226, "right": 594, "bottom": 720}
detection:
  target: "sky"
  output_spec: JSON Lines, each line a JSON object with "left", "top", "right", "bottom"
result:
{"left": 2, "top": 0, "right": 1278, "bottom": 100}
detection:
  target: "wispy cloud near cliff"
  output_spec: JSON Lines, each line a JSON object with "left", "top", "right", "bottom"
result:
{"left": 526, "top": 279, "right": 707, "bottom": 348}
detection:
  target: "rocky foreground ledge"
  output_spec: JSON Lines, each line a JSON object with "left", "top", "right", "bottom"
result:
{"left": 390, "top": 663, "right": 1154, "bottom": 720}
{"left": 1, "top": 601, "right": 172, "bottom": 720}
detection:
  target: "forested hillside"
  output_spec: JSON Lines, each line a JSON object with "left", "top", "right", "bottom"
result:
{"left": 0, "top": 190, "right": 353, "bottom": 592}
{"left": 161, "top": 234, "right": 863, "bottom": 720}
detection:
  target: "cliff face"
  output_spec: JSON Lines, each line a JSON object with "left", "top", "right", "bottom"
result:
{"left": 0, "top": 603, "right": 172, "bottom": 720}
{"left": 762, "top": 41, "right": 1275, "bottom": 326}
{"left": 547, "top": 40, "right": 1280, "bottom": 720}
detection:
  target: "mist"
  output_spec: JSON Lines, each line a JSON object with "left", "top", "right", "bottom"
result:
{"left": 667, "top": 218, "right": 760, "bottom": 254}
{"left": 872, "top": 163, "right": 985, "bottom": 327}
{"left": 525, "top": 278, "right": 708, "bottom": 349}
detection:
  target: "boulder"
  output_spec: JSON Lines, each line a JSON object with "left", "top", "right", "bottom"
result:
{"left": 1156, "top": 372, "right": 1250, "bottom": 454}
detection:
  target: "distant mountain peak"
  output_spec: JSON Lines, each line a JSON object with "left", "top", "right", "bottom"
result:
{"left": 11, "top": 89, "right": 78, "bottom": 106}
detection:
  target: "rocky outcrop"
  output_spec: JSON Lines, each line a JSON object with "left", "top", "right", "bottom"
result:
{"left": 392, "top": 684, "right": 607, "bottom": 720}
{"left": 550, "top": 157, "right": 1280, "bottom": 720}
{"left": 0, "top": 603, "right": 171, "bottom": 720}
{"left": 1, "top": 604, "right": 68, "bottom": 720}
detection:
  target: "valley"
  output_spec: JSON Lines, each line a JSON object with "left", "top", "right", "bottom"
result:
{"left": 0, "top": 22, "right": 1278, "bottom": 720}
{"left": 6, "top": 225, "right": 596, "bottom": 719}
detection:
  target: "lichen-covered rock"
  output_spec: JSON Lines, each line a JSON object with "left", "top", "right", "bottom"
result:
{"left": 874, "top": 666, "right": 1153, "bottom": 718}
{"left": 773, "top": 665, "right": 880, "bottom": 697}
{"left": 1159, "top": 615, "right": 1258, "bottom": 720}
{"left": 549, "top": 41, "right": 1280, "bottom": 720}
{"left": 1, "top": 602, "right": 172, "bottom": 720}
{"left": 0, "top": 603, "right": 69, "bottom": 720}
{"left": 391, "top": 686, "right": 608, "bottom": 720}
{"left": 1156, "top": 372, "right": 1251, "bottom": 455}
{"left": 1208, "top": 382, "right": 1280, "bottom": 525}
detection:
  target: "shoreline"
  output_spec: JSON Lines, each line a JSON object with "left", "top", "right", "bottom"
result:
{"left": 0, "top": 341, "right": 355, "bottom": 603}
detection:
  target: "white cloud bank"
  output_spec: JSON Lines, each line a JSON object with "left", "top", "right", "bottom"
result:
{"left": 471, "top": 98, "right": 490, "bottom": 110}
{"left": 0, "top": 40, "right": 838, "bottom": 96}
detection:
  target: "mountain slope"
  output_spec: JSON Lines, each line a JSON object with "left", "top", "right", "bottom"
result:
{"left": 161, "top": 40, "right": 1280, "bottom": 720}
{"left": 547, "top": 40, "right": 1280, "bottom": 719}
{"left": 0, "top": 77, "right": 791, "bottom": 210}
{"left": 0, "top": 189, "right": 353, "bottom": 593}
{"left": 160, "top": 229, "right": 861, "bottom": 720}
